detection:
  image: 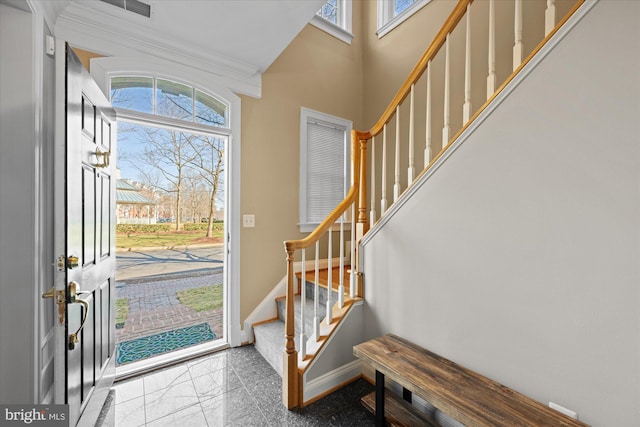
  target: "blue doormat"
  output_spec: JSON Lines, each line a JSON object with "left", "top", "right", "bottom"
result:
{"left": 116, "top": 323, "right": 216, "bottom": 365}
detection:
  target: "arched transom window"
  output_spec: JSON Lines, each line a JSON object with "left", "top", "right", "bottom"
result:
{"left": 110, "top": 76, "right": 228, "bottom": 128}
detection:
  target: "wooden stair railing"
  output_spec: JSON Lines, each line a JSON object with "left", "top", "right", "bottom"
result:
{"left": 282, "top": 130, "right": 366, "bottom": 408}
{"left": 282, "top": 0, "right": 585, "bottom": 410}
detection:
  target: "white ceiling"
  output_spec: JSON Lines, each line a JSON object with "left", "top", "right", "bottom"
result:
{"left": 34, "top": 0, "right": 326, "bottom": 96}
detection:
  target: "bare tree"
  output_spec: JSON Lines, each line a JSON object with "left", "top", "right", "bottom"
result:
{"left": 114, "top": 78, "right": 227, "bottom": 234}
{"left": 190, "top": 135, "right": 225, "bottom": 237}
{"left": 183, "top": 172, "right": 210, "bottom": 223}
{"left": 128, "top": 125, "right": 199, "bottom": 230}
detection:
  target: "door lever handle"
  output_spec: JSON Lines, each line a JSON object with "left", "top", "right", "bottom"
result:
{"left": 68, "top": 281, "right": 90, "bottom": 350}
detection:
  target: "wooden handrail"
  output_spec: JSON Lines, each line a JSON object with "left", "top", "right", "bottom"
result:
{"left": 368, "top": 0, "right": 473, "bottom": 137}
{"left": 281, "top": 0, "right": 586, "bottom": 409}
{"left": 412, "top": 0, "right": 586, "bottom": 187}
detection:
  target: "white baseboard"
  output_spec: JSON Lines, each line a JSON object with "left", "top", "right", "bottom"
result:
{"left": 303, "top": 359, "right": 362, "bottom": 404}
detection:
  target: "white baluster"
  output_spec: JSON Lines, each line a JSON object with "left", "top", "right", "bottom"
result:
{"left": 370, "top": 136, "right": 376, "bottom": 227}
{"left": 424, "top": 61, "right": 432, "bottom": 168}
{"left": 338, "top": 219, "right": 344, "bottom": 308}
{"left": 326, "top": 226, "right": 333, "bottom": 325}
{"left": 442, "top": 33, "right": 451, "bottom": 147}
{"left": 487, "top": 0, "right": 496, "bottom": 99}
{"left": 300, "top": 248, "right": 306, "bottom": 359}
{"left": 513, "top": 0, "right": 523, "bottom": 71}
{"left": 408, "top": 84, "right": 416, "bottom": 183}
{"left": 545, "top": 0, "right": 556, "bottom": 35}
{"left": 313, "top": 241, "right": 320, "bottom": 340}
{"left": 394, "top": 107, "right": 401, "bottom": 201}
{"left": 463, "top": 4, "right": 473, "bottom": 123}
{"left": 350, "top": 204, "right": 356, "bottom": 299}
{"left": 381, "top": 125, "right": 388, "bottom": 214}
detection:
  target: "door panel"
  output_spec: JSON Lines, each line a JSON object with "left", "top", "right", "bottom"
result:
{"left": 55, "top": 44, "right": 117, "bottom": 427}
{"left": 81, "top": 294, "right": 95, "bottom": 401}
{"left": 100, "top": 174, "right": 111, "bottom": 258}
{"left": 82, "top": 166, "right": 96, "bottom": 267}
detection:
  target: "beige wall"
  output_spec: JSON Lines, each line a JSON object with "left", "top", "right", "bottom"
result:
{"left": 238, "top": 0, "right": 580, "bottom": 327}
{"left": 238, "top": 3, "right": 364, "bottom": 325}
{"left": 361, "top": 0, "right": 455, "bottom": 130}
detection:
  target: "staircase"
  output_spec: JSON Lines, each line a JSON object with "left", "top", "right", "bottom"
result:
{"left": 253, "top": 269, "right": 342, "bottom": 376}
{"left": 250, "top": 0, "right": 589, "bottom": 413}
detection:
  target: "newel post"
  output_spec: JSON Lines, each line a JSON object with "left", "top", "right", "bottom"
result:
{"left": 355, "top": 135, "right": 369, "bottom": 298}
{"left": 282, "top": 245, "right": 299, "bottom": 408}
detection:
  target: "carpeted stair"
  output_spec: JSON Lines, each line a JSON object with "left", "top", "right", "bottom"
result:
{"left": 253, "top": 280, "right": 339, "bottom": 376}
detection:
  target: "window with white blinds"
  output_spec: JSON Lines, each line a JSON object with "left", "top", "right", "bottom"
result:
{"left": 300, "top": 108, "right": 352, "bottom": 232}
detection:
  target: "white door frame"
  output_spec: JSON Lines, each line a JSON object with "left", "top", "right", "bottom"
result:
{"left": 90, "top": 57, "right": 242, "bottom": 348}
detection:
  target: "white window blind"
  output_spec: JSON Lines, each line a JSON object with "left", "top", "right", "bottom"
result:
{"left": 300, "top": 108, "right": 351, "bottom": 232}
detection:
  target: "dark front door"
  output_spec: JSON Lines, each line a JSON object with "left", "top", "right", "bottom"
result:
{"left": 54, "top": 44, "right": 117, "bottom": 427}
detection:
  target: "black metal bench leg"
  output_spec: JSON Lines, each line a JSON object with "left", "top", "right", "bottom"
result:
{"left": 403, "top": 387, "right": 412, "bottom": 404}
{"left": 376, "top": 370, "right": 385, "bottom": 427}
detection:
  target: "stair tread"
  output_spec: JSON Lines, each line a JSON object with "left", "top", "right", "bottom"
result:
{"left": 295, "top": 265, "right": 353, "bottom": 294}
{"left": 277, "top": 294, "right": 326, "bottom": 336}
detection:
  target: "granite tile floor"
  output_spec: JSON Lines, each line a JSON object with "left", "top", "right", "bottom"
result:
{"left": 107, "top": 345, "right": 376, "bottom": 426}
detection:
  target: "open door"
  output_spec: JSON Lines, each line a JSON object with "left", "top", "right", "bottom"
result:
{"left": 49, "top": 44, "right": 117, "bottom": 427}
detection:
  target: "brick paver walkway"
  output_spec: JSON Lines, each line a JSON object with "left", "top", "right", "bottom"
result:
{"left": 115, "top": 269, "right": 224, "bottom": 345}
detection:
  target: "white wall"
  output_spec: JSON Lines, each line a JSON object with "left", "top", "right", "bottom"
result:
{"left": 361, "top": 1, "right": 639, "bottom": 426}
{"left": 0, "top": 2, "right": 37, "bottom": 404}
{"left": 0, "top": 1, "right": 55, "bottom": 404}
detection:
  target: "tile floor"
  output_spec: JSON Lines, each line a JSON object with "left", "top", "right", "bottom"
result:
{"left": 106, "top": 345, "right": 376, "bottom": 426}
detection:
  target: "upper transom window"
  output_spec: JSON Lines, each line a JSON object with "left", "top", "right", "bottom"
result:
{"left": 316, "top": 0, "right": 338, "bottom": 24}
{"left": 110, "top": 76, "right": 228, "bottom": 128}
{"left": 377, "top": 0, "right": 432, "bottom": 38}
{"left": 395, "top": 0, "right": 416, "bottom": 15}
{"left": 310, "top": 0, "right": 353, "bottom": 45}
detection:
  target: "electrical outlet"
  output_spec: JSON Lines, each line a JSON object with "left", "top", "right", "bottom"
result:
{"left": 243, "top": 214, "right": 255, "bottom": 228}
{"left": 549, "top": 402, "right": 578, "bottom": 420}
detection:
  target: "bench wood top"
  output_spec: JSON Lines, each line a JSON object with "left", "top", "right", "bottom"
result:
{"left": 354, "top": 334, "right": 588, "bottom": 427}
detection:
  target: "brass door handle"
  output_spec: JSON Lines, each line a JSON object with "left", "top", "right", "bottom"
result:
{"left": 68, "top": 281, "right": 90, "bottom": 350}
{"left": 95, "top": 147, "right": 110, "bottom": 168}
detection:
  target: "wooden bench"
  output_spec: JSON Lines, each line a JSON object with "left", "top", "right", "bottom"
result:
{"left": 354, "top": 334, "right": 589, "bottom": 427}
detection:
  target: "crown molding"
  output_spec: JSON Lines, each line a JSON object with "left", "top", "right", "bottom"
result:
{"left": 26, "top": 0, "right": 69, "bottom": 32}
{"left": 54, "top": 1, "right": 262, "bottom": 98}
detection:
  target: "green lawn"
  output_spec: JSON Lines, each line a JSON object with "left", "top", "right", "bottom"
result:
{"left": 115, "top": 298, "right": 129, "bottom": 328}
{"left": 176, "top": 285, "right": 223, "bottom": 312}
{"left": 116, "top": 231, "right": 222, "bottom": 249}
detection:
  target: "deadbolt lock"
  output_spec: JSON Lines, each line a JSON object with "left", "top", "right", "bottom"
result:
{"left": 57, "top": 255, "right": 79, "bottom": 270}
{"left": 67, "top": 256, "right": 79, "bottom": 269}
